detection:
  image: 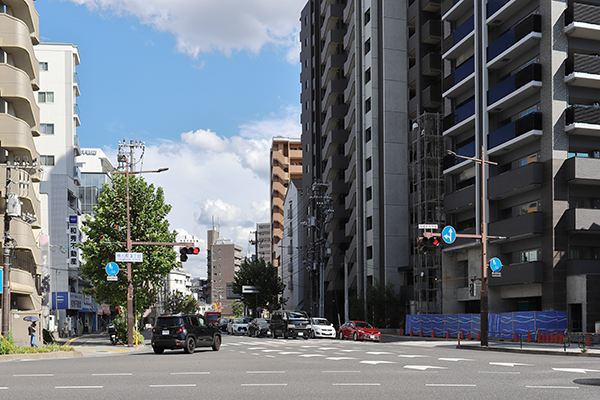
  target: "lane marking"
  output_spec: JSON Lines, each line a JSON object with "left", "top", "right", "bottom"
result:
{"left": 149, "top": 384, "right": 197, "bottom": 387}
{"left": 299, "top": 354, "right": 326, "bottom": 357}
{"left": 170, "top": 372, "right": 210, "bottom": 375}
{"left": 489, "top": 362, "right": 533, "bottom": 367}
{"left": 438, "top": 358, "right": 474, "bottom": 362}
{"left": 326, "top": 357, "right": 357, "bottom": 361}
{"left": 92, "top": 373, "right": 132, "bottom": 376}
{"left": 426, "top": 384, "right": 476, "bottom": 387}
{"left": 279, "top": 352, "right": 301, "bottom": 355}
{"left": 241, "top": 383, "right": 288, "bottom": 386}
{"left": 404, "top": 365, "right": 447, "bottom": 371}
{"left": 366, "top": 351, "right": 393, "bottom": 355}
{"left": 398, "top": 355, "right": 429, "bottom": 358}
{"left": 56, "top": 386, "right": 103, "bottom": 389}
{"left": 246, "top": 371, "right": 285, "bottom": 374}
{"left": 0, "top": 387, "right": 7, "bottom": 390}
{"left": 13, "top": 374, "right": 54, "bottom": 377}
{"left": 333, "top": 383, "right": 380, "bottom": 386}
{"left": 553, "top": 368, "right": 600, "bottom": 374}
{"left": 361, "top": 360, "right": 397, "bottom": 365}
{"left": 526, "top": 386, "right": 579, "bottom": 390}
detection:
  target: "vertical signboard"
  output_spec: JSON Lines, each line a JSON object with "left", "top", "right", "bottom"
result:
{"left": 68, "top": 215, "right": 79, "bottom": 268}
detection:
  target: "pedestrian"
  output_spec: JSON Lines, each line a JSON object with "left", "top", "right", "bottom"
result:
{"left": 28, "top": 321, "right": 40, "bottom": 348}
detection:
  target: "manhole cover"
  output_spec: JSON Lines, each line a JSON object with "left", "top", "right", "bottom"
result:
{"left": 574, "top": 379, "right": 600, "bottom": 386}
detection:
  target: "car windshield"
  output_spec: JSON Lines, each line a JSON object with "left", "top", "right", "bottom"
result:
{"left": 289, "top": 311, "right": 308, "bottom": 319}
{"left": 207, "top": 315, "right": 219, "bottom": 321}
{"left": 156, "top": 317, "right": 184, "bottom": 327}
{"left": 312, "top": 318, "right": 330, "bottom": 325}
{"left": 355, "top": 322, "right": 373, "bottom": 329}
{"left": 232, "top": 318, "right": 245, "bottom": 323}
{"left": 257, "top": 319, "right": 270, "bottom": 326}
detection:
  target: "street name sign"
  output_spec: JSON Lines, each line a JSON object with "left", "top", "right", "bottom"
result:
{"left": 418, "top": 224, "right": 438, "bottom": 229}
{"left": 115, "top": 252, "right": 143, "bottom": 262}
{"left": 107, "top": 275, "right": 118, "bottom": 281}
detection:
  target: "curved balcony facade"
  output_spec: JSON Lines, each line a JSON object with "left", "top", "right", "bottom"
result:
{"left": 0, "top": 64, "right": 39, "bottom": 127}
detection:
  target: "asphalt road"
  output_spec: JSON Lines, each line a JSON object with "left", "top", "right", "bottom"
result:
{"left": 2, "top": 333, "right": 600, "bottom": 399}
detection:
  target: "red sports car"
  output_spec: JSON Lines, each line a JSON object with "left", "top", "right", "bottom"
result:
{"left": 338, "top": 320, "right": 381, "bottom": 342}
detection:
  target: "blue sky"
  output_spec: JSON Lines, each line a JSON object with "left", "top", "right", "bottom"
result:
{"left": 36, "top": 0, "right": 305, "bottom": 277}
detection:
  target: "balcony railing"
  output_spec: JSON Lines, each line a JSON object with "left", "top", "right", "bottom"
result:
{"left": 443, "top": 56, "right": 474, "bottom": 92}
{"left": 566, "top": 2, "right": 600, "bottom": 26}
{"left": 487, "top": 0, "right": 510, "bottom": 19}
{"left": 443, "top": 14, "right": 474, "bottom": 53}
{"left": 443, "top": 98, "right": 475, "bottom": 131}
{"left": 488, "top": 63, "right": 542, "bottom": 105}
{"left": 441, "top": 0, "right": 461, "bottom": 17}
{"left": 566, "top": 53, "right": 600, "bottom": 76}
{"left": 488, "top": 112, "right": 542, "bottom": 149}
{"left": 487, "top": 14, "right": 541, "bottom": 62}
{"left": 566, "top": 105, "right": 600, "bottom": 128}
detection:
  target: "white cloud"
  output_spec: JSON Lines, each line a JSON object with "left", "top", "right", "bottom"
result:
{"left": 101, "top": 110, "right": 299, "bottom": 278}
{"left": 69, "top": 0, "right": 306, "bottom": 61}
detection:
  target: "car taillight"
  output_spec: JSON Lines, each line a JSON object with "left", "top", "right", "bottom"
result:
{"left": 178, "top": 327, "right": 184, "bottom": 333}
{"left": 152, "top": 328, "right": 156, "bottom": 333}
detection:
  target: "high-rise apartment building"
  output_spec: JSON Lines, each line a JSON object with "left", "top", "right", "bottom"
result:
{"left": 438, "top": 0, "right": 600, "bottom": 332}
{"left": 206, "top": 228, "right": 243, "bottom": 316}
{"left": 255, "top": 222, "right": 272, "bottom": 264}
{"left": 270, "top": 137, "right": 302, "bottom": 272}
{"left": 0, "top": 0, "right": 43, "bottom": 344}
{"left": 300, "top": 0, "right": 409, "bottom": 321}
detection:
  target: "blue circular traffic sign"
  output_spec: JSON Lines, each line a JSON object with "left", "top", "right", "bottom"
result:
{"left": 105, "top": 262, "right": 119, "bottom": 276}
{"left": 441, "top": 225, "right": 456, "bottom": 244}
{"left": 490, "top": 257, "right": 502, "bottom": 272}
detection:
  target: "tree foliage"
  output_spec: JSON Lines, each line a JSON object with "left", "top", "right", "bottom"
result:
{"left": 166, "top": 290, "right": 199, "bottom": 314}
{"left": 79, "top": 174, "right": 177, "bottom": 316}
{"left": 231, "top": 300, "right": 244, "bottom": 317}
{"left": 232, "top": 258, "right": 286, "bottom": 316}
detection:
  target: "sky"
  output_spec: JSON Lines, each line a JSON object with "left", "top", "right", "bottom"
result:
{"left": 35, "top": 0, "right": 306, "bottom": 278}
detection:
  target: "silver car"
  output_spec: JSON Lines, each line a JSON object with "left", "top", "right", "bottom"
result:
{"left": 227, "top": 317, "right": 250, "bottom": 335}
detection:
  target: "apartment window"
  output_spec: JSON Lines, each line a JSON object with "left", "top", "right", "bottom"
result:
{"left": 365, "top": 68, "right": 371, "bottom": 83}
{"left": 366, "top": 246, "right": 373, "bottom": 260}
{"left": 365, "top": 98, "right": 371, "bottom": 113}
{"left": 366, "top": 157, "right": 372, "bottom": 172}
{"left": 40, "top": 155, "right": 55, "bottom": 166}
{"left": 365, "top": 127, "right": 372, "bottom": 142}
{"left": 305, "top": 100, "right": 309, "bottom": 110}
{"left": 366, "top": 186, "right": 372, "bottom": 201}
{"left": 40, "top": 123, "right": 55, "bottom": 135}
{"left": 305, "top": 122, "right": 310, "bottom": 131}
{"left": 520, "top": 249, "right": 538, "bottom": 263}
{"left": 304, "top": 37, "right": 308, "bottom": 47}
{"left": 365, "top": 39, "right": 371, "bottom": 54}
{"left": 38, "top": 92, "right": 54, "bottom": 103}
{"left": 39, "top": 62, "right": 48, "bottom": 71}
{"left": 520, "top": 153, "right": 538, "bottom": 166}
{"left": 366, "top": 216, "right": 372, "bottom": 230}
{"left": 365, "top": 9, "right": 371, "bottom": 25}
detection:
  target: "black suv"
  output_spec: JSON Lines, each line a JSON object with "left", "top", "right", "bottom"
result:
{"left": 151, "top": 314, "right": 221, "bottom": 354}
{"left": 269, "top": 310, "right": 311, "bottom": 339}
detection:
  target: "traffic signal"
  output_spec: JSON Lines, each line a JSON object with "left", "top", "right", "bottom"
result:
{"left": 180, "top": 246, "right": 200, "bottom": 262}
{"left": 418, "top": 236, "right": 440, "bottom": 254}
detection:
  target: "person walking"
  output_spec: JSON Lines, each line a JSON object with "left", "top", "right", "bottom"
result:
{"left": 28, "top": 321, "right": 40, "bottom": 348}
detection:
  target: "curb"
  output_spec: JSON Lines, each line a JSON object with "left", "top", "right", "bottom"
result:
{"left": 456, "top": 344, "right": 600, "bottom": 357}
{"left": 0, "top": 351, "right": 83, "bottom": 362}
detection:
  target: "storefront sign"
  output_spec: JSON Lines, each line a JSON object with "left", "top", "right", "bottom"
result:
{"left": 69, "top": 293, "right": 83, "bottom": 310}
{"left": 52, "top": 292, "right": 68, "bottom": 310}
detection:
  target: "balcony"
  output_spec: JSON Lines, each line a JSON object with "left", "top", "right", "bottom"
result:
{"left": 565, "top": 2, "right": 600, "bottom": 40}
{"left": 488, "top": 63, "right": 542, "bottom": 112}
{"left": 443, "top": 56, "right": 474, "bottom": 97}
{"left": 0, "top": 64, "right": 38, "bottom": 127}
{"left": 422, "top": 53, "right": 442, "bottom": 76}
{"left": 442, "top": 0, "right": 472, "bottom": 22}
{"left": 567, "top": 259, "right": 600, "bottom": 276}
{"left": 74, "top": 103, "right": 81, "bottom": 126}
{"left": 566, "top": 105, "right": 600, "bottom": 136}
{"left": 323, "top": 129, "right": 349, "bottom": 158}
{"left": 488, "top": 161, "right": 542, "bottom": 199}
{"left": 0, "top": 14, "right": 38, "bottom": 83}
{"left": 564, "top": 156, "right": 600, "bottom": 185}
{"left": 565, "top": 53, "right": 600, "bottom": 89}
{"left": 444, "top": 184, "right": 475, "bottom": 213}
{"left": 321, "top": 28, "right": 346, "bottom": 60}
{"left": 320, "top": 3, "right": 345, "bottom": 37}
{"left": 488, "top": 112, "right": 542, "bottom": 153}
{"left": 487, "top": 261, "right": 543, "bottom": 287}
{"left": 421, "top": 0, "right": 442, "bottom": 13}
{"left": 487, "top": 14, "right": 541, "bottom": 69}
{"left": 487, "top": 0, "right": 525, "bottom": 26}
{"left": 442, "top": 98, "right": 475, "bottom": 134}
{"left": 422, "top": 85, "right": 442, "bottom": 109}
{"left": 409, "top": 96, "right": 418, "bottom": 117}
{"left": 6, "top": 0, "right": 39, "bottom": 44}
{"left": 0, "top": 114, "right": 39, "bottom": 160}
{"left": 322, "top": 78, "right": 348, "bottom": 109}
{"left": 74, "top": 134, "right": 81, "bottom": 156}
{"left": 442, "top": 15, "right": 474, "bottom": 59}
{"left": 489, "top": 211, "right": 543, "bottom": 239}
{"left": 564, "top": 208, "right": 600, "bottom": 232}
{"left": 421, "top": 19, "right": 442, "bottom": 44}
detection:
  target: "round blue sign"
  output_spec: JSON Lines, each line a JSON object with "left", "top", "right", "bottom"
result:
{"left": 105, "top": 262, "right": 119, "bottom": 276}
{"left": 441, "top": 225, "right": 456, "bottom": 244}
{"left": 489, "top": 257, "right": 502, "bottom": 272}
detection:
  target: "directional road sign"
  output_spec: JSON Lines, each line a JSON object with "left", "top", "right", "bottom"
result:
{"left": 490, "top": 257, "right": 502, "bottom": 272}
{"left": 242, "top": 285, "right": 258, "bottom": 293}
{"left": 115, "top": 252, "right": 143, "bottom": 262}
{"left": 441, "top": 225, "right": 456, "bottom": 244}
{"left": 105, "top": 262, "right": 119, "bottom": 276}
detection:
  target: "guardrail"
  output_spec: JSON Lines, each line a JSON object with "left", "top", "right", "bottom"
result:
{"left": 487, "top": 331, "right": 599, "bottom": 351}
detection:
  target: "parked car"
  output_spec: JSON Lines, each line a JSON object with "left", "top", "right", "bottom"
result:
{"left": 218, "top": 317, "right": 230, "bottom": 332}
{"left": 310, "top": 317, "right": 336, "bottom": 339}
{"left": 269, "top": 310, "right": 311, "bottom": 339}
{"left": 151, "top": 314, "right": 221, "bottom": 354}
{"left": 338, "top": 320, "right": 381, "bottom": 342}
{"left": 204, "top": 311, "right": 221, "bottom": 327}
{"left": 227, "top": 317, "right": 250, "bottom": 335}
{"left": 248, "top": 318, "right": 271, "bottom": 337}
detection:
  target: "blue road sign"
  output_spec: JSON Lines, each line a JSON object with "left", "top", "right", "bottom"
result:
{"left": 105, "top": 262, "right": 119, "bottom": 276}
{"left": 490, "top": 257, "right": 502, "bottom": 272}
{"left": 442, "top": 225, "right": 456, "bottom": 244}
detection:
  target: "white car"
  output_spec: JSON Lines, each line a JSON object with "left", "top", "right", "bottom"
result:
{"left": 310, "top": 317, "right": 336, "bottom": 338}
{"left": 227, "top": 317, "right": 250, "bottom": 335}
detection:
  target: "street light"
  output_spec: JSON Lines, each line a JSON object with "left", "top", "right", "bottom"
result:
{"left": 112, "top": 165, "right": 168, "bottom": 346}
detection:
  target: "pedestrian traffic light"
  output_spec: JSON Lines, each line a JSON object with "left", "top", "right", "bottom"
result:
{"left": 180, "top": 246, "right": 200, "bottom": 262}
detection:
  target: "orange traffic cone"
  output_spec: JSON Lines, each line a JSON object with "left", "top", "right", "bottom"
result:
{"left": 410, "top": 328, "right": 413, "bottom": 337}
{"left": 527, "top": 331, "right": 531, "bottom": 342}
{"left": 477, "top": 331, "right": 481, "bottom": 341}
{"left": 432, "top": 329, "right": 435, "bottom": 338}
{"left": 468, "top": 331, "right": 472, "bottom": 341}
{"left": 446, "top": 329, "right": 450, "bottom": 339}
{"left": 419, "top": 328, "right": 423, "bottom": 337}
{"left": 514, "top": 331, "right": 518, "bottom": 342}
{"left": 461, "top": 330, "right": 465, "bottom": 340}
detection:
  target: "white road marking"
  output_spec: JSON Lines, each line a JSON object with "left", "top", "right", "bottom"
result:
{"left": 247, "top": 347, "right": 266, "bottom": 350}
{"left": 404, "top": 365, "right": 447, "bottom": 371}
{"left": 299, "top": 354, "right": 326, "bottom": 357}
{"left": 170, "top": 372, "right": 210, "bottom": 375}
{"left": 319, "top": 347, "right": 337, "bottom": 350}
{"left": 149, "top": 384, "right": 197, "bottom": 388}
{"left": 261, "top": 349, "right": 280, "bottom": 352}
{"left": 279, "top": 351, "right": 301, "bottom": 355}
{"left": 489, "top": 362, "right": 533, "bottom": 367}
{"left": 552, "top": 368, "right": 600, "bottom": 374}
{"left": 426, "top": 384, "right": 476, "bottom": 387}
{"left": 361, "top": 360, "right": 397, "bottom": 365}
{"left": 0, "top": 387, "right": 7, "bottom": 390}
{"left": 333, "top": 383, "right": 380, "bottom": 386}
{"left": 56, "top": 386, "right": 104, "bottom": 389}
{"left": 92, "top": 373, "right": 133, "bottom": 376}
{"left": 398, "top": 355, "right": 429, "bottom": 358}
{"left": 246, "top": 371, "right": 285, "bottom": 374}
{"left": 326, "top": 357, "right": 357, "bottom": 361}
{"left": 366, "top": 351, "right": 393, "bottom": 355}
{"left": 13, "top": 374, "right": 54, "bottom": 377}
{"left": 526, "top": 386, "right": 579, "bottom": 390}
{"left": 265, "top": 355, "right": 276, "bottom": 358}
{"left": 339, "top": 349, "right": 361, "bottom": 352}
{"left": 438, "top": 358, "right": 475, "bottom": 362}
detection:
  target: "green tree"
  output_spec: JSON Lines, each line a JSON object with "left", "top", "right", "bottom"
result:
{"left": 232, "top": 258, "right": 286, "bottom": 316}
{"left": 79, "top": 174, "right": 177, "bottom": 316}
{"left": 231, "top": 300, "right": 244, "bottom": 317}
{"left": 166, "top": 290, "right": 200, "bottom": 314}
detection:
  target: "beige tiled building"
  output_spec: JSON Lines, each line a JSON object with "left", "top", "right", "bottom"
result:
{"left": 0, "top": 0, "right": 43, "bottom": 345}
{"left": 270, "top": 137, "right": 302, "bottom": 273}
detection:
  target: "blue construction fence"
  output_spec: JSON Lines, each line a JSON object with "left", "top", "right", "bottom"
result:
{"left": 405, "top": 311, "right": 567, "bottom": 339}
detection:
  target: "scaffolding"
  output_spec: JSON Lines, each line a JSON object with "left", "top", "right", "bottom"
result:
{"left": 409, "top": 112, "right": 444, "bottom": 314}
